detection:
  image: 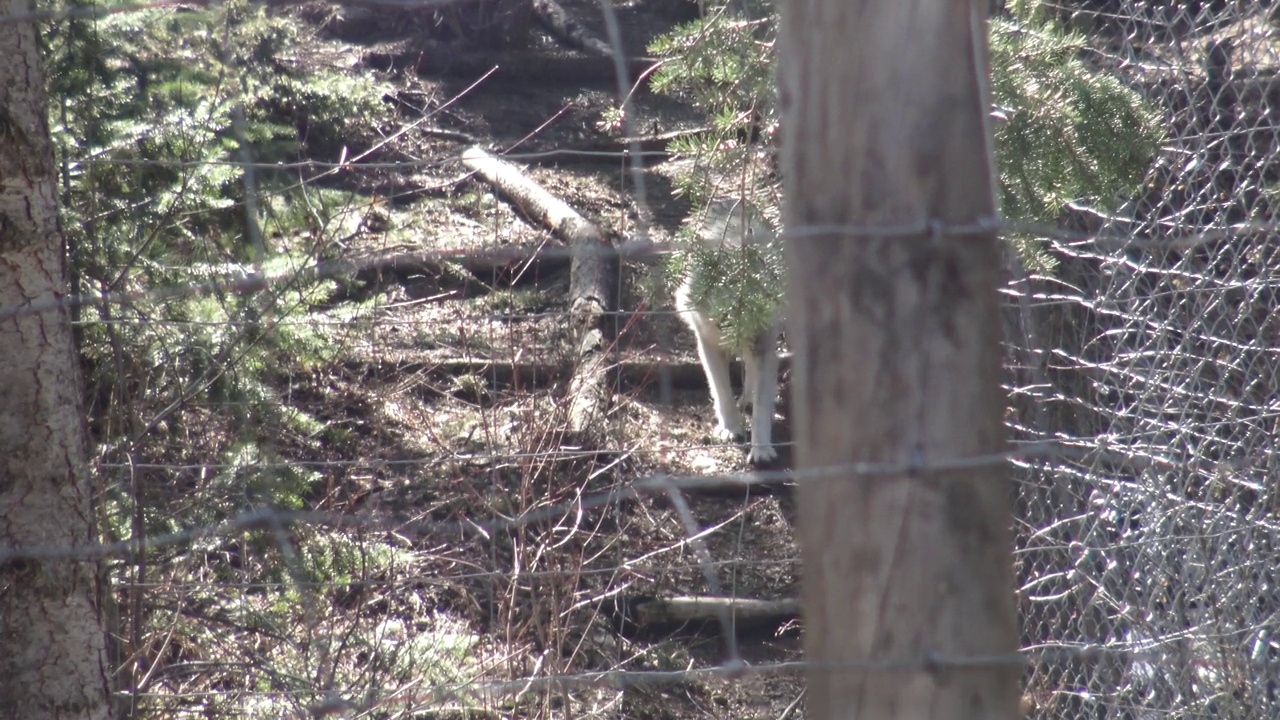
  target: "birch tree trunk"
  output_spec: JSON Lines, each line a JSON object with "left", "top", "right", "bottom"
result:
{"left": 0, "top": 1, "right": 113, "bottom": 717}
{"left": 777, "top": 2, "right": 1021, "bottom": 720}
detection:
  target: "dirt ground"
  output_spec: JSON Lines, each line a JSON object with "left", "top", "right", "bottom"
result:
{"left": 269, "top": 0, "right": 805, "bottom": 717}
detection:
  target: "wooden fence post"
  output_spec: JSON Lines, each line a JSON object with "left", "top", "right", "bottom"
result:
{"left": 777, "top": 2, "right": 1022, "bottom": 719}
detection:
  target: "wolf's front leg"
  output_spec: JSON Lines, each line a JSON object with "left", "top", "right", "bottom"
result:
{"left": 693, "top": 331, "right": 743, "bottom": 441}
{"left": 746, "top": 332, "right": 781, "bottom": 464}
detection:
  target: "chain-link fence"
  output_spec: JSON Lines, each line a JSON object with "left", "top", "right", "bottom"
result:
{"left": 1011, "top": 3, "right": 1280, "bottom": 719}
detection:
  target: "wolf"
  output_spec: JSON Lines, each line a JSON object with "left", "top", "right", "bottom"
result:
{"left": 674, "top": 197, "right": 784, "bottom": 464}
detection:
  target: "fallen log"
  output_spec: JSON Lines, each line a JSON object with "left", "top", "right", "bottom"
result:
{"left": 615, "top": 595, "right": 800, "bottom": 638}
{"left": 363, "top": 45, "right": 658, "bottom": 85}
{"left": 531, "top": 0, "right": 613, "bottom": 57}
{"left": 354, "top": 355, "right": 794, "bottom": 398}
{"left": 460, "top": 146, "right": 618, "bottom": 438}
{"left": 339, "top": 239, "right": 676, "bottom": 302}
{"left": 354, "top": 247, "right": 572, "bottom": 299}
{"left": 517, "top": 126, "right": 712, "bottom": 166}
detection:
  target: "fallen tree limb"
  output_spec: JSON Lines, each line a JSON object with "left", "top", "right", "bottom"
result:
{"left": 616, "top": 595, "right": 801, "bottom": 638}
{"left": 363, "top": 45, "right": 658, "bottom": 85}
{"left": 517, "top": 126, "right": 712, "bottom": 166}
{"left": 353, "top": 355, "right": 794, "bottom": 397}
{"left": 460, "top": 146, "right": 617, "bottom": 438}
{"left": 353, "top": 239, "right": 668, "bottom": 275}
{"left": 332, "top": 239, "right": 670, "bottom": 303}
{"left": 530, "top": 0, "right": 613, "bottom": 56}
{"left": 355, "top": 247, "right": 572, "bottom": 294}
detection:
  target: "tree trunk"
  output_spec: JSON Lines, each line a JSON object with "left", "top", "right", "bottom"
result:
{"left": 778, "top": 2, "right": 1021, "bottom": 720}
{"left": 0, "top": 2, "right": 113, "bottom": 718}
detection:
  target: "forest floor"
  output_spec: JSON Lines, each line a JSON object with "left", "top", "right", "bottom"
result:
{"left": 233, "top": 0, "right": 806, "bottom": 717}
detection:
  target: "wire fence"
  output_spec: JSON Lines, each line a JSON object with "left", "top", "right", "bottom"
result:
{"left": 6, "top": 0, "right": 1280, "bottom": 718}
{"left": 1008, "top": 4, "right": 1280, "bottom": 719}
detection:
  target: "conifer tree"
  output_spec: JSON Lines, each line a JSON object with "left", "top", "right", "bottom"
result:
{"left": 646, "top": 0, "right": 1163, "bottom": 348}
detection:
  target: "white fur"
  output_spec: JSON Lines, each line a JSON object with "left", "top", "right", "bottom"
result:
{"left": 675, "top": 199, "right": 783, "bottom": 464}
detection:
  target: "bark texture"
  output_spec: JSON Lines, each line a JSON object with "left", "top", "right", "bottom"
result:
{"left": 778, "top": 2, "right": 1021, "bottom": 720}
{"left": 0, "top": 1, "right": 112, "bottom": 717}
